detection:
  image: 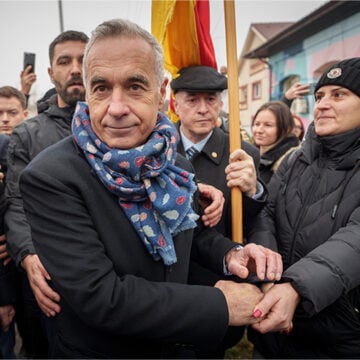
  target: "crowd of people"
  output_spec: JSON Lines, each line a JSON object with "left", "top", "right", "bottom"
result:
{"left": 0, "top": 16, "right": 358, "bottom": 359}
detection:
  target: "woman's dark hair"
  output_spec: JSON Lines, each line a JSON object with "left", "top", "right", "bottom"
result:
{"left": 252, "top": 101, "right": 295, "bottom": 142}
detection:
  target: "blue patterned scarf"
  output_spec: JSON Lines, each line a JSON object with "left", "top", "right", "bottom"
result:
{"left": 72, "top": 102, "right": 198, "bottom": 265}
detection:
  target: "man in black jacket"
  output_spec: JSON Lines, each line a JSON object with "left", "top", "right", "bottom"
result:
{"left": 4, "top": 30, "right": 237, "bottom": 358}
{"left": 19, "top": 19, "right": 282, "bottom": 359}
{"left": 5, "top": 30, "right": 89, "bottom": 358}
{"left": 171, "top": 65, "right": 267, "bottom": 358}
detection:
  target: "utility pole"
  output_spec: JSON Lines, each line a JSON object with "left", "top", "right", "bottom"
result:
{"left": 58, "top": 0, "right": 64, "bottom": 33}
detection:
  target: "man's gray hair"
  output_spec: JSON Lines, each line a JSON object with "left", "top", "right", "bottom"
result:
{"left": 83, "top": 18, "right": 164, "bottom": 88}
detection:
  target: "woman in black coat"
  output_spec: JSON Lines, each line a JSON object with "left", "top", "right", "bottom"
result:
{"left": 248, "top": 58, "right": 360, "bottom": 358}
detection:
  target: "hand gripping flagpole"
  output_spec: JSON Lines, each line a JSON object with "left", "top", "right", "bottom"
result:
{"left": 224, "top": 0, "right": 243, "bottom": 243}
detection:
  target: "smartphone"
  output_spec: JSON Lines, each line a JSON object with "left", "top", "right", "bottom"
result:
{"left": 23, "top": 52, "right": 36, "bottom": 73}
{"left": 309, "top": 83, "right": 316, "bottom": 94}
{"left": 304, "top": 82, "right": 316, "bottom": 96}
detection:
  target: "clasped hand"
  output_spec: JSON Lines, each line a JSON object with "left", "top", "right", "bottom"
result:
{"left": 251, "top": 282, "right": 300, "bottom": 334}
{"left": 220, "top": 245, "right": 300, "bottom": 331}
{"left": 225, "top": 243, "right": 282, "bottom": 281}
{"left": 216, "top": 243, "right": 283, "bottom": 326}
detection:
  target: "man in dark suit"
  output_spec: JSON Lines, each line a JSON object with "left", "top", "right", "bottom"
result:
{"left": 171, "top": 66, "right": 267, "bottom": 358}
{"left": 19, "top": 19, "right": 282, "bottom": 359}
{"left": 172, "top": 65, "right": 266, "bottom": 241}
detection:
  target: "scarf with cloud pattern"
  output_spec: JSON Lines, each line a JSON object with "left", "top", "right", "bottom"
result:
{"left": 72, "top": 102, "right": 199, "bottom": 265}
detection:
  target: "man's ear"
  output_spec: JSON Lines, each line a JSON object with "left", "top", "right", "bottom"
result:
{"left": 48, "top": 67, "right": 54, "bottom": 84}
{"left": 158, "top": 77, "right": 168, "bottom": 110}
{"left": 173, "top": 94, "right": 180, "bottom": 116}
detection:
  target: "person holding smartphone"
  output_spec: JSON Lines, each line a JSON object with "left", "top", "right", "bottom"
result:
{"left": 20, "top": 53, "right": 37, "bottom": 109}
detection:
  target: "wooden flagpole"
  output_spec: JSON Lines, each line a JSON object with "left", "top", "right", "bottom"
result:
{"left": 224, "top": 0, "right": 243, "bottom": 243}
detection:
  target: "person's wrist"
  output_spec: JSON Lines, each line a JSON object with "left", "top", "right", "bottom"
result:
{"left": 20, "top": 252, "right": 35, "bottom": 271}
{"left": 282, "top": 282, "right": 301, "bottom": 307}
{"left": 224, "top": 245, "right": 243, "bottom": 275}
{"left": 245, "top": 184, "right": 256, "bottom": 197}
{"left": 21, "top": 89, "right": 30, "bottom": 96}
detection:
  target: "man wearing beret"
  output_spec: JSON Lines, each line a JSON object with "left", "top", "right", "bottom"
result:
{"left": 172, "top": 65, "right": 265, "bottom": 242}
{"left": 171, "top": 65, "right": 267, "bottom": 357}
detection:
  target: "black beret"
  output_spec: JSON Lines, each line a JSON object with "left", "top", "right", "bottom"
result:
{"left": 314, "top": 57, "right": 360, "bottom": 97}
{"left": 170, "top": 65, "right": 228, "bottom": 93}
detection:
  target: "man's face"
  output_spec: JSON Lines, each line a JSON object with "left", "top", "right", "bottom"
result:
{"left": 48, "top": 40, "right": 86, "bottom": 108}
{"left": 174, "top": 91, "right": 223, "bottom": 143}
{"left": 85, "top": 35, "right": 166, "bottom": 149}
{"left": 314, "top": 85, "right": 360, "bottom": 136}
{"left": 0, "top": 96, "right": 27, "bottom": 135}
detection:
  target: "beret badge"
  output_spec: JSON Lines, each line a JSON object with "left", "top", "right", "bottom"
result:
{"left": 327, "top": 68, "right": 342, "bottom": 79}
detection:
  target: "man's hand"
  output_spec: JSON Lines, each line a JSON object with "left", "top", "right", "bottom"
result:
{"left": 20, "top": 65, "right": 37, "bottom": 95}
{"left": 251, "top": 282, "right": 300, "bottom": 333}
{"left": 225, "top": 243, "right": 282, "bottom": 281}
{"left": 225, "top": 149, "right": 257, "bottom": 197}
{"left": 284, "top": 82, "right": 311, "bottom": 101}
{"left": 197, "top": 183, "right": 224, "bottom": 227}
{"left": 0, "top": 305, "right": 15, "bottom": 331}
{"left": 215, "top": 280, "right": 264, "bottom": 326}
{"left": 21, "top": 254, "right": 61, "bottom": 317}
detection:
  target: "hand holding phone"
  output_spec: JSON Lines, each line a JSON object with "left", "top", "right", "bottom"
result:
{"left": 23, "top": 52, "right": 36, "bottom": 73}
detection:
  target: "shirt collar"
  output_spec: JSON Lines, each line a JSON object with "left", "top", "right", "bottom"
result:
{"left": 179, "top": 126, "right": 213, "bottom": 152}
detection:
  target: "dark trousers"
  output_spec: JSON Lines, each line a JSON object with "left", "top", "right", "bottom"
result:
{"left": 0, "top": 320, "right": 16, "bottom": 359}
{"left": 15, "top": 270, "right": 48, "bottom": 358}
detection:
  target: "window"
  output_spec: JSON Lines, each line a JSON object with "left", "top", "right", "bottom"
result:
{"left": 252, "top": 81, "right": 261, "bottom": 100}
{"left": 239, "top": 85, "right": 248, "bottom": 108}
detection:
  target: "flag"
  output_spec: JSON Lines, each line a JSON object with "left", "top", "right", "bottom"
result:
{"left": 152, "top": 0, "right": 217, "bottom": 121}
{"left": 152, "top": 0, "right": 217, "bottom": 77}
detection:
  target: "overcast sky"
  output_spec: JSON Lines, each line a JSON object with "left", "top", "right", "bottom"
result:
{"left": 0, "top": 0, "right": 327, "bottom": 97}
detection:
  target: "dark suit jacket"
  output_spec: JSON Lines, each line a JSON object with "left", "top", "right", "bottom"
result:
{"left": 20, "top": 136, "right": 236, "bottom": 359}
{"left": 177, "top": 126, "right": 265, "bottom": 239}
